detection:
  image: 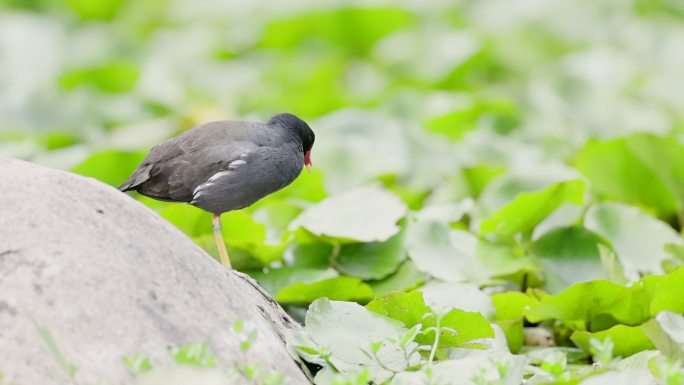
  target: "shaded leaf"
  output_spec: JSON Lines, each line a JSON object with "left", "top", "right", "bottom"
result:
{"left": 532, "top": 226, "right": 606, "bottom": 293}
{"left": 576, "top": 134, "right": 684, "bottom": 218}
{"left": 335, "top": 226, "right": 406, "bottom": 280}
{"left": 247, "top": 267, "right": 338, "bottom": 296}
{"left": 571, "top": 325, "right": 655, "bottom": 358}
{"left": 72, "top": 150, "right": 146, "bottom": 187}
{"left": 480, "top": 179, "right": 586, "bottom": 239}
{"left": 406, "top": 219, "right": 536, "bottom": 283}
{"left": 276, "top": 277, "right": 373, "bottom": 304}
{"left": 584, "top": 202, "right": 683, "bottom": 278}
{"left": 367, "top": 260, "right": 427, "bottom": 296}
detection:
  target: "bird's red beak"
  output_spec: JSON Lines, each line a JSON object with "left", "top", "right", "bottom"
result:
{"left": 304, "top": 150, "right": 312, "bottom": 174}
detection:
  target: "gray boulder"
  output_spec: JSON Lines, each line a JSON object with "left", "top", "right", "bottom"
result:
{"left": 0, "top": 157, "right": 310, "bottom": 385}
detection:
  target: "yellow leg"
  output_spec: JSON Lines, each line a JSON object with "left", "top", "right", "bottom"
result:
{"left": 212, "top": 214, "right": 232, "bottom": 268}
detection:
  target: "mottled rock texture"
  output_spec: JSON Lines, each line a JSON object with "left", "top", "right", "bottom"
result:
{"left": 0, "top": 157, "right": 310, "bottom": 385}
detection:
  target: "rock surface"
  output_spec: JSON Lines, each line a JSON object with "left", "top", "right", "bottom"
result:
{"left": 0, "top": 157, "right": 311, "bottom": 385}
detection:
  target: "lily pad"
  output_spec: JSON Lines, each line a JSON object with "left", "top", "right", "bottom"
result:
{"left": 334, "top": 225, "right": 406, "bottom": 280}
{"left": 290, "top": 186, "right": 407, "bottom": 243}
{"left": 480, "top": 179, "right": 586, "bottom": 240}
{"left": 532, "top": 226, "right": 606, "bottom": 293}
{"left": 584, "top": 202, "right": 683, "bottom": 278}
{"left": 576, "top": 133, "right": 684, "bottom": 218}
{"left": 367, "top": 260, "right": 428, "bottom": 295}
{"left": 406, "top": 219, "right": 536, "bottom": 283}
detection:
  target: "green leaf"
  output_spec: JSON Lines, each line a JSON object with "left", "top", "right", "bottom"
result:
{"left": 584, "top": 202, "right": 683, "bottom": 277}
{"left": 159, "top": 206, "right": 286, "bottom": 266}
{"left": 254, "top": 168, "right": 327, "bottom": 205}
{"left": 247, "top": 267, "right": 338, "bottom": 296}
{"left": 650, "top": 266, "right": 684, "bottom": 315}
{"left": 366, "top": 291, "right": 494, "bottom": 348}
{"left": 406, "top": 219, "right": 536, "bottom": 283}
{"left": 532, "top": 226, "right": 606, "bottom": 293}
{"left": 65, "top": 0, "right": 126, "bottom": 20}
{"left": 480, "top": 179, "right": 586, "bottom": 239}
{"left": 572, "top": 325, "right": 655, "bottom": 357}
{"left": 42, "top": 132, "right": 79, "bottom": 150}
{"left": 462, "top": 164, "right": 507, "bottom": 198}
{"left": 59, "top": 61, "right": 140, "bottom": 93}
{"left": 524, "top": 280, "right": 656, "bottom": 330}
{"left": 122, "top": 354, "right": 152, "bottom": 373}
{"left": 643, "top": 311, "right": 684, "bottom": 359}
{"left": 290, "top": 242, "right": 334, "bottom": 269}
{"left": 367, "top": 260, "right": 427, "bottom": 296}
{"left": 423, "top": 98, "right": 519, "bottom": 141}
{"left": 275, "top": 277, "right": 374, "bottom": 304}
{"left": 492, "top": 292, "right": 539, "bottom": 353}
{"left": 576, "top": 134, "right": 684, "bottom": 218}
{"left": 492, "top": 292, "right": 539, "bottom": 321}
{"left": 72, "top": 150, "right": 146, "bottom": 187}
{"left": 259, "top": 7, "right": 415, "bottom": 54}
{"left": 334, "top": 226, "right": 406, "bottom": 280}
{"left": 420, "top": 282, "right": 494, "bottom": 317}
{"left": 171, "top": 342, "right": 216, "bottom": 368}
{"left": 304, "top": 298, "right": 408, "bottom": 368}
{"left": 158, "top": 204, "right": 209, "bottom": 237}
{"left": 290, "top": 187, "right": 407, "bottom": 243}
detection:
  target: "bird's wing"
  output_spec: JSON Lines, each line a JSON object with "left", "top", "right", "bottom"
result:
{"left": 120, "top": 121, "right": 263, "bottom": 202}
{"left": 140, "top": 140, "right": 257, "bottom": 202}
{"left": 188, "top": 143, "right": 304, "bottom": 213}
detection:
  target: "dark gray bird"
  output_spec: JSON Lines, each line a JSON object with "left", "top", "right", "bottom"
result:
{"left": 119, "top": 113, "right": 315, "bottom": 267}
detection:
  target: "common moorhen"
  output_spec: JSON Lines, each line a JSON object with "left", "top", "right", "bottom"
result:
{"left": 119, "top": 113, "right": 315, "bottom": 268}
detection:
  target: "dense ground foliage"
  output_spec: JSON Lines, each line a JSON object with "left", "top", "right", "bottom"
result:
{"left": 2, "top": 0, "right": 684, "bottom": 383}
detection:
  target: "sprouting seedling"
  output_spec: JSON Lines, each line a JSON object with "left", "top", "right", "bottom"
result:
{"left": 296, "top": 345, "right": 339, "bottom": 372}
{"left": 31, "top": 317, "right": 77, "bottom": 380}
{"left": 122, "top": 354, "right": 152, "bottom": 374}
{"left": 233, "top": 319, "right": 258, "bottom": 352}
{"left": 589, "top": 337, "right": 615, "bottom": 368}
{"left": 171, "top": 341, "right": 216, "bottom": 368}
{"left": 361, "top": 341, "right": 396, "bottom": 373}
{"left": 539, "top": 351, "right": 567, "bottom": 379}
{"left": 420, "top": 310, "right": 457, "bottom": 366}
{"left": 650, "top": 356, "right": 683, "bottom": 385}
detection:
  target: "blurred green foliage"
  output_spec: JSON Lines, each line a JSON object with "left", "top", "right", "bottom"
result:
{"left": 2, "top": 0, "right": 684, "bottom": 383}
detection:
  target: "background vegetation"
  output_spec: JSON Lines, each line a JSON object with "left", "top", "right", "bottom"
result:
{"left": 2, "top": 0, "right": 684, "bottom": 383}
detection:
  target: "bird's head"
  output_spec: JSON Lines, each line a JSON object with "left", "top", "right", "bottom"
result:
{"left": 269, "top": 113, "right": 315, "bottom": 172}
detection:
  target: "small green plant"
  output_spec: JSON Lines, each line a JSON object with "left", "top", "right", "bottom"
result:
{"left": 650, "top": 356, "right": 684, "bottom": 385}
{"left": 171, "top": 341, "right": 216, "bottom": 368}
{"left": 589, "top": 337, "right": 616, "bottom": 369}
{"left": 122, "top": 353, "right": 152, "bottom": 374}
{"left": 32, "top": 318, "right": 77, "bottom": 379}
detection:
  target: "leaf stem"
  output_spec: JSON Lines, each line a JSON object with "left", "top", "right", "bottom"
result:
{"left": 428, "top": 315, "right": 441, "bottom": 366}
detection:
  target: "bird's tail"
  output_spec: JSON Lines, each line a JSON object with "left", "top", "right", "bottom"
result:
{"left": 119, "top": 163, "right": 152, "bottom": 192}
